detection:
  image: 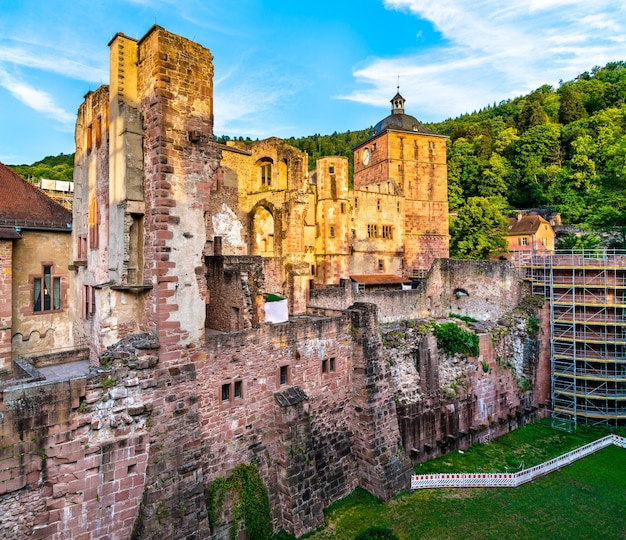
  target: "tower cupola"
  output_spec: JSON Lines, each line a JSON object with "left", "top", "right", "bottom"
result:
{"left": 391, "top": 91, "right": 405, "bottom": 115}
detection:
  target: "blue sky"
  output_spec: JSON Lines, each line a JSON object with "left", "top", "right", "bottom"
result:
{"left": 1, "top": 0, "right": 625, "bottom": 165}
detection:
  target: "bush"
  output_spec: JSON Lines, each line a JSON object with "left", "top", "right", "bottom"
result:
{"left": 354, "top": 527, "right": 399, "bottom": 540}
{"left": 432, "top": 322, "right": 480, "bottom": 357}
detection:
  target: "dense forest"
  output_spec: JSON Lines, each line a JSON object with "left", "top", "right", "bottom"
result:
{"left": 11, "top": 61, "right": 626, "bottom": 257}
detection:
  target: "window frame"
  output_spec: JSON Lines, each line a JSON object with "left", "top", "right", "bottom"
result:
{"left": 33, "top": 265, "right": 62, "bottom": 314}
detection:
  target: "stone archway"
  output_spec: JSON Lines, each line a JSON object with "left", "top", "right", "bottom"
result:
{"left": 251, "top": 205, "right": 275, "bottom": 256}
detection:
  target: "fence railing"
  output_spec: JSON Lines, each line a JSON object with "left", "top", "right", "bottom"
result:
{"left": 411, "top": 434, "right": 626, "bottom": 489}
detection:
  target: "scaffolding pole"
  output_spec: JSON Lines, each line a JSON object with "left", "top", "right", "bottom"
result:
{"left": 514, "top": 249, "right": 626, "bottom": 431}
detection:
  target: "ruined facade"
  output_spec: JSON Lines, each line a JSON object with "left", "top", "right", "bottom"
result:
{"left": 205, "top": 91, "right": 450, "bottom": 324}
{"left": 0, "top": 26, "right": 550, "bottom": 540}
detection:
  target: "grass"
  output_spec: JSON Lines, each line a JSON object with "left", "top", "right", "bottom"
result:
{"left": 305, "top": 420, "right": 626, "bottom": 540}
{"left": 416, "top": 419, "right": 616, "bottom": 474}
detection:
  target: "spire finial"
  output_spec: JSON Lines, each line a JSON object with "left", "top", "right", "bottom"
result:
{"left": 397, "top": 75, "right": 400, "bottom": 93}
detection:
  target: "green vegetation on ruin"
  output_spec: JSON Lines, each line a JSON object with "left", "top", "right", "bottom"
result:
{"left": 304, "top": 419, "right": 626, "bottom": 539}
{"left": 432, "top": 321, "right": 480, "bottom": 358}
{"left": 207, "top": 464, "right": 273, "bottom": 540}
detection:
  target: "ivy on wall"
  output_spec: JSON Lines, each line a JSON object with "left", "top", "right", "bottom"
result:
{"left": 207, "top": 464, "right": 273, "bottom": 540}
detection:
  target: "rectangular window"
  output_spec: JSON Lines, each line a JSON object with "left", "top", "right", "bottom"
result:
{"left": 382, "top": 225, "right": 393, "bottom": 239}
{"left": 261, "top": 164, "right": 272, "bottom": 186}
{"left": 378, "top": 259, "right": 385, "bottom": 272}
{"left": 280, "top": 365, "right": 289, "bottom": 385}
{"left": 354, "top": 198, "right": 358, "bottom": 209}
{"left": 95, "top": 116, "right": 102, "bottom": 147}
{"left": 397, "top": 202, "right": 401, "bottom": 213}
{"left": 234, "top": 380, "right": 243, "bottom": 399}
{"left": 329, "top": 357, "right": 335, "bottom": 372}
{"left": 78, "top": 234, "right": 87, "bottom": 260}
{"left": 340, "top": 203, "right": 345, "bottom": 213}
{"left": 322, "top": 359, "right": 328, "bottom": 374}
{"left": 83, "top": 284, "right": 95, "bottom": 319}
{"left": 34, "top": 266, "right": 61, "bottom": 313}
{"left": 329, "top": 225, "right": 335, "bottom": 237}
{"left": 368, "top": 224, "right": 378, "bottom": 238}
{"left": 329, "top": 165, "right": 335, "bottom": 174}
{"left": 520, "top": 237, "right": 528, "bottom": 246}
{"left": 221, "top": 383, "right": 230, "bottom": 402}
{"left": 377, "top": 200, "right": 381, "bottom": 211}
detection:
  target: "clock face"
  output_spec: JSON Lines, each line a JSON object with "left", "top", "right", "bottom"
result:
{"left": 362, "top": 147, "right": 370, "bottom": 165}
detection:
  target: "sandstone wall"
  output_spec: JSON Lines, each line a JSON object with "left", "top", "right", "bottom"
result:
{"left": 0, "top": 291, "right": 549, "bottom": 539}
{"left": 0, "top": 240, "right": 12, "bottom": 372}
{"left": 0, "top": 333, "right": 156, "bottom": 539}
{"left": 310, "top": 258, "right": 530, "bottom": 323}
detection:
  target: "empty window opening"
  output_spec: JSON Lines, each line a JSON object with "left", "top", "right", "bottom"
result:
{"left": 280, "top": 365, "right": 289, "bottom": 385}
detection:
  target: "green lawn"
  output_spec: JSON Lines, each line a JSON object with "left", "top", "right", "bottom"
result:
{"left": 305, "top": 421, "right": 626, "bottom": 539}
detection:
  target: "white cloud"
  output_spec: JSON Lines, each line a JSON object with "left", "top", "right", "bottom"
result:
{"left": 213, "top": 62, "right": 302, "bottom": 137}
{"left": 0, "top": 68, "right": 75, "bottom": 126}
{"left": 343, "top": 0, "right": 626, "bottom": 119}
{"left": 0, "top": 44, "right": 106, "bottom": 83}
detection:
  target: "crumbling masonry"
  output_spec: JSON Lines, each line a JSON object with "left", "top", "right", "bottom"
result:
{"left": 0, "top": 26, "right": 550, "bottom": 539}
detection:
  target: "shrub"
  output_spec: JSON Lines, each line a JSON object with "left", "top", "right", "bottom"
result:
{"left": 432, "top": 322, "right": 480, "bottom": 357}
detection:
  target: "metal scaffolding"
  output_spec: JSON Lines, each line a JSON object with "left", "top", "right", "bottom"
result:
{"left": 514, "top": 249, "right": 626, "bottom": 431}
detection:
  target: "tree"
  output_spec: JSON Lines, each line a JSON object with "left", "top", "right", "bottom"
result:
{"left": 518, "top": 99, "right": 548, "bottom": 132}
{"left": 449, "top": 197, "right": 509, "bottom": 260}
{"left": 558, "top": 84, "right": 587, "bottom": 125}
{"left": 556, "top": 232, "right": 602, "bottom": 251}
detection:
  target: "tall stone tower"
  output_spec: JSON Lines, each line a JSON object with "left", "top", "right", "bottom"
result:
{"left": 72, "top": 25, "right": 221, "bottom": 358}
{"left": 353, "top": 91, "right": 449, "bottom": 276}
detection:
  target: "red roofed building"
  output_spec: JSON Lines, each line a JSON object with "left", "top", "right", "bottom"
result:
{"left": 0, "top": 162, "right": 72, "bottom": 372}
{"left": 506, "top": 214, "right": 555, "bottom": 253}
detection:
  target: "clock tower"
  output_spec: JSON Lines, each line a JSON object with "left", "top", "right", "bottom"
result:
{"left": 353, "top": 91, "right": 449, "bottom": 275}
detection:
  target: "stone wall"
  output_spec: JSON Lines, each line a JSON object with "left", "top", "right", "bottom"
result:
{"left": 0, "top": 240, "right": 12, "bottom": 372}
{"left": 0, "top": 289, "right": 549, "bottom": 538}
{"left": 0, "top": 332, "right": 157, "bottom": 539}
{"left": 205, "top": 255, "right": 265, "bottom": 331}
{"left": 383, "top": 308, "right": 549, "bottom": 462}
{"left": 309, "top": 258, "right": 529, "bottom": 323}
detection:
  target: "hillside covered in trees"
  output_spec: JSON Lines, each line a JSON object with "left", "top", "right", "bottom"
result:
{"left": 11, "top": 62, "right": 626, "bottom": 256}
{"left": 284, "top": 61, "right": 626, "bottom": 255}
{"left": 9, "top": 153, "right": 74, "bottom": 182}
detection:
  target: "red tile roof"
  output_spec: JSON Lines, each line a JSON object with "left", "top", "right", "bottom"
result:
{"left": 350, "top": 274, "right": 409, "bottom": 285}
{"left": 0, "top": 162, "right": 72, "bottom": 230}
{"left": 507, "top": 215, "right": 549, "bottom": 236}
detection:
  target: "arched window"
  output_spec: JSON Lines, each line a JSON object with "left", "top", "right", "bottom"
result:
{"left": 256, "top": 158, "right": 274, "bottom": 187}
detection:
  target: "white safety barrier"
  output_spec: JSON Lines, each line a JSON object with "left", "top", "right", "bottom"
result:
{"left": 411, "top": 434, "right": 626, "bottom": 489}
